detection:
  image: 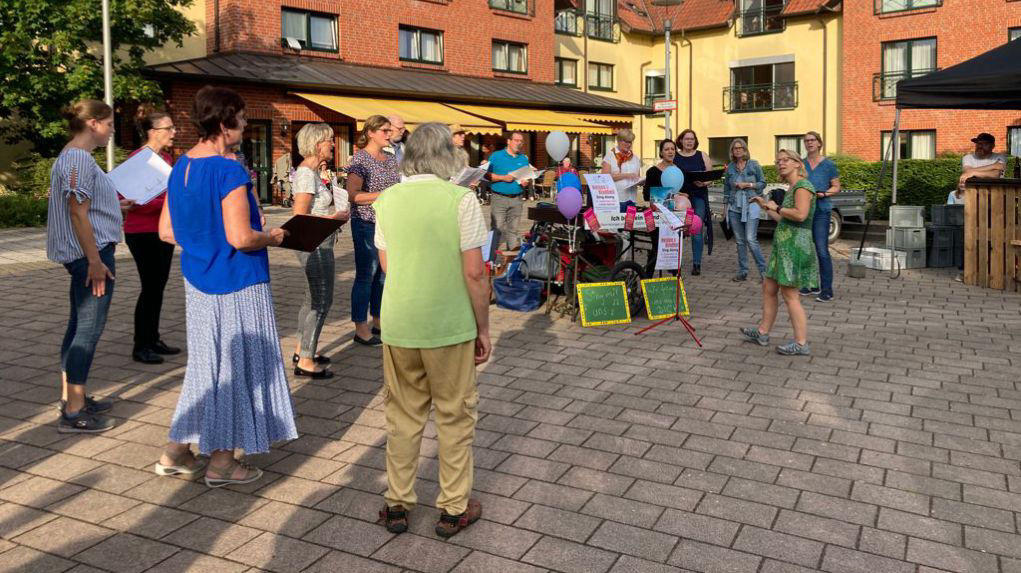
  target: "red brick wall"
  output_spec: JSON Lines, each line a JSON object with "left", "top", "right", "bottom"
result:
{"left": 205, "top": 0, "right": 554, "bottom": 83}
{"left": 841, "top": 2, "right": 1021, "bottom": 161}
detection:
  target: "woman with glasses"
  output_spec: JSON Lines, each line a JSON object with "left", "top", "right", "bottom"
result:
{"left": 125, "top": 110, "right": 181, "bottom": 365}
{"left": 802, "top": 131, "right": 840, "bottom": 302}
{"left": 346, "top": 115, "right": 401, "bottom": 346}
{"left": 742, "top": 150, "right": 818, "bottom": 356}
{"left": 723, "top": 138, "right": 767, "bottom": 282}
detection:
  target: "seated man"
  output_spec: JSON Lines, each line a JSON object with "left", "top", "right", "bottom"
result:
{"left": 955, "top": 132, "right": 1006, "bottom": 202}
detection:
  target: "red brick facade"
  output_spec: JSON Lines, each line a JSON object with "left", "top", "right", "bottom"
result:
{"left": 841, "top": 1, "right": 1021, "bottom": 161}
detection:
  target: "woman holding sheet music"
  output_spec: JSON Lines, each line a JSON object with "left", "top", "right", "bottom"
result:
{"left": 124, "top": 111, "right": 180, "bottom": 365}
{"left": 674, "top": 129, "right": 713, "bottom": 276}
{"left": 290, "top": 123, "right": 349, "bottom": 378}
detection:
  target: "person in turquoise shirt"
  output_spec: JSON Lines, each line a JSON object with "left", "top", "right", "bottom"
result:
{"left": 802, "top": 130, "right": 840, "bottom": 302}
{"left": 486, "top": 131, "right": 530, "bottom": 249}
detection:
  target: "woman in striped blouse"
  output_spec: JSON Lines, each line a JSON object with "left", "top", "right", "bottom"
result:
{"left": 46, "top": 100, "right": 134, "bottom": 433}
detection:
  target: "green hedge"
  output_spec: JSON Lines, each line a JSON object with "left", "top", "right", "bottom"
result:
{"left": 761, "top": 157, "right": 965, "bottom": 219}
{"left": 0, "top": 194, "right": 48, "bottom": 227}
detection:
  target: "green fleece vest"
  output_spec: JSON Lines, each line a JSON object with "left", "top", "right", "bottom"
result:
{"left": 374, "top": 176, "right": 477, "bottom": 348}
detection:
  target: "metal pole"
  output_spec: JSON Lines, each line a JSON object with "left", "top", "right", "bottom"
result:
{"left": 889, "top": 108, "right": 901, "bottom": 278}
{"left": 102, "top": 0, "right": 114, "bottom": 172}
{"left": 663, "top": 19, "right": 672, "bottom": 141}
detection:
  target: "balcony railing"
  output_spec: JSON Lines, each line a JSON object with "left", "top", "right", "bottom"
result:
{"left": 737, "top": 4, "right": 786, "bottom": 37}
{"left": 724, "top": 82, "right": 798, "bottom": 112}
{"left": 874, "top": 0, "right": 941, "bottom": 15}
{"left": 872, "top": 68, "right": 939, "bottom": 101}
{"left": 555, "top": 10, "right": 581, "bottom": 35}
{"left": 490, "top": 0, "right": 528, "bottom": 14}
{"left": 586, "top": 14, "right": 617, "bottom": 42}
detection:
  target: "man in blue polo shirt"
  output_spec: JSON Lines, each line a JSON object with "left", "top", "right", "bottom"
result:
{"left": 486, "top": 131, "right": 530, "bottom": 250}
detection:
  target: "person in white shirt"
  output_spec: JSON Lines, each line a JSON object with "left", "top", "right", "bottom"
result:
{"left": 600, "top": 129, "right": 643, "bottom": 206}
{"left": 958, "top": 132, "right": 1005, "bottom": 195}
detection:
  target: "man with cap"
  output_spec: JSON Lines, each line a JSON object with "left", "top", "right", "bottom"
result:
{"left": 450, "top": 124, "right": 470, "bottom": 171}
{"left": 956, "top": 132, "right": 1006, "bottom": 201}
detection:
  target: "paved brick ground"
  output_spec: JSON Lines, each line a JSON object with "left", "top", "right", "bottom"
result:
{"left": 1, "top": 207, "right": 1019, "bottom": 572}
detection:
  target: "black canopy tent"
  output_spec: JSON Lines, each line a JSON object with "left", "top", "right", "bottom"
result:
{"left": 857, "top": 40, "right": 1021, "bottom": 266}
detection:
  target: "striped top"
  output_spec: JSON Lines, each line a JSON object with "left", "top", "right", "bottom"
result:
{"left": 46, "top": 147, "right": 123, "bottom": 264}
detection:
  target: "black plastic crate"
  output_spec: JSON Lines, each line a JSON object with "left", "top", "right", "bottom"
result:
{"left": 931, "top": 204, "right": 964, "bottom": 227}
{"left": 928, "top": 246, "right": 954, "bottom": 268}
{"left": 929, "top": 226, "right": 955, "bottom": 249}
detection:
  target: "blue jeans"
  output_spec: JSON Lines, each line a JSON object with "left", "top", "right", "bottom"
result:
{"left": 728, "top": 211, "right": 766, "bottom": 278}
{"left": 61, "top": 244, "right": 116, "bottom": 385}
{"left": 812, "top": 205, "right": 834, "bottom": 296}
{"left": 351, "top": 217, "right": 384, "bottom": 323}
{"left": 690, "top": 195, "right": 708, "bottom": 265}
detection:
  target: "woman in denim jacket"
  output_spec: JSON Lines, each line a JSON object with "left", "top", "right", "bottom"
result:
{"left": 723, "top": 138, "right": 767, "bottom": 281}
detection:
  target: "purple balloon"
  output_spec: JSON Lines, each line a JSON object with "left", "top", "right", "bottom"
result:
{"left": 556, "top": 186, "right": 583, "bottom": 219}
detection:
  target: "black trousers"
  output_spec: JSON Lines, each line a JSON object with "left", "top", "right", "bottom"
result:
{"left": 125, "top": 232, "right": 175, "bottom": 352}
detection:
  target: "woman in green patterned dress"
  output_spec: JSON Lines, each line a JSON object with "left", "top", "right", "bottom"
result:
{"left": 740, "top": 149, "right": 818, "bottom": 356}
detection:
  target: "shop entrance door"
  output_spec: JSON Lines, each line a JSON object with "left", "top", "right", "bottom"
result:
{"left": 242, "top": 120, "right": 272, "bottom": 203}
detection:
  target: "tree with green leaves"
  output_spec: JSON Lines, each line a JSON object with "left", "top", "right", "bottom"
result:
{"left": 0, "top": 0, "right": 196, "bottom": 156}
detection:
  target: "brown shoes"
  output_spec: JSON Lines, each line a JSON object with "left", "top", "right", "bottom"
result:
{"left": 435, "top": 499, "right": 482, "bottom": 538}
{"left": 379, "top": 505, "right": 409, "bottom": 534}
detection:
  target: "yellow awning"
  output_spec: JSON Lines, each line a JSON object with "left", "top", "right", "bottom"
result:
{"left": 292, "top": 93, "right": 503, "bottom": 135}
{"left": 445, "top": 104, "right": 615, "bottom": 135}
{"left": 572, "top": 113, "right": 634, "bottom": 125}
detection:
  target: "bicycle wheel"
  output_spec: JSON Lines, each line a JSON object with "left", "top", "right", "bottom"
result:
{"left": 609, "top": 261, "right": 647, "bottom": 317}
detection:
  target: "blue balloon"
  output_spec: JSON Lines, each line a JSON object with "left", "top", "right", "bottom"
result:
{"left": 661, "top": 165, "right": 684, "bottom": 192}
{"left": 558, "top": 172, "right": 582, "bottom": 192}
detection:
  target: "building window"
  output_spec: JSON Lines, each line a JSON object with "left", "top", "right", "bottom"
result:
{"left": 555, "top": 9, "right": 580, "bottom": 35}
{"left": 725, "top": 62, "right": 796, "bottom": 112}
{"left": 776, "top": 135, "right": 807, "bottom": 158}
{"left": 555, "top": 58, "right": 577, "bottom": 87}
{"left": 399, "top": 26, "right": 443, "bottom": 64}
{"left": 282, "top": 9, "right": 338, "bottom": 52}
{"left": 490, "top": 0, "right": 528, "bottom": 14}
{"left": 1010, "top": 28, "right": 1021, "bottom": 42}
{"left": 1008, "top": 126, "right": 1021, "bottom": 156}
{"left": 586, "top": 0, "right": 616, "bottom": 42}
{"left": 709, "top": 137, "right": 749, "bottom": 164}
{"left": 644, "top": 73, "right": 666, "bottom": 108}
{"left": 875, "top": 0, "right": 941, "bottom": 15}
{"left": 737, "top": 0, "right": 786, "bottom": 37}
{"left": 594, "top": 134, "right": 616, "bottom": 166}
{"left": 588, "top": 62, "right": 614, "bottom": 91}
{"left": 493, "top": 41, "right": 527, "bottom": 73}
{"left": 881, "top": 130, "right": 936, "bottom": 159}
{"left": 875, "top": 38, "right": 937, "bottom": 101}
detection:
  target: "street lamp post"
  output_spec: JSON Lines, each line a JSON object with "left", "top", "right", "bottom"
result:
{"left": 652, "top": 0, "right": 683, "bottom": 142}
{"left": 102, "top": 0, "right": 114, "bottom": 171}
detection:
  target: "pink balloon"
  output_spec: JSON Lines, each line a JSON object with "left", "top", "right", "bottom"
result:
{"left": 673, "top": 195, "right": 692, "bottom": 213}
{"left": 684, "top": 209, "right": 703, "bottom": 236}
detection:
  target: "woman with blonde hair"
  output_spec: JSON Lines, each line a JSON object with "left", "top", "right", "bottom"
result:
{"left": 290, "top": 123, "right": 349, "bottom": 377}
{"left": 346, "top": 115, "right": 401, "bottom": 346}
{"left": 600, "top": 128, "right": 642, "bottom": 206}
{"left": 742, "top": 149, "right": 818, "bottom": 356}
{"left": 723, "top": 138, "right": 767, "bottom": 281}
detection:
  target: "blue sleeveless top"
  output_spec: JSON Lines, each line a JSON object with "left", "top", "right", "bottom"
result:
{"left": 168, "top": 156, "right": 269, "bottom": 294}
{"left": 674, "top": 151, "right": 708, "bottom": 200}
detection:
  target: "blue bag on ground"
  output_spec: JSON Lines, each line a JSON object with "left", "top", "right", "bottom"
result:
{"left": 494, "top": 242, "right": 543, "bottom": 312}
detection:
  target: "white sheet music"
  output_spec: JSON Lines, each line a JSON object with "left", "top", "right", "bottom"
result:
{"left": 108, "top": 148, "right": 172, "bottom": 205}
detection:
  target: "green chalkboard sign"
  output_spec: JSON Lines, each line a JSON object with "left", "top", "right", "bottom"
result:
{"left": 577, "top": 281, "right": 632, "bottom": 327}
{"left": 641, "top": 277, "right": 690, "bottom": 320}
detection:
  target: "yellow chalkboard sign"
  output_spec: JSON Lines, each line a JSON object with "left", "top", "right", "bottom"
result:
{"left": 641, "top": 277, "right": 690, "bottom": 320}
{"left": 577, "top": 281, "right": 631, "bottom": 327}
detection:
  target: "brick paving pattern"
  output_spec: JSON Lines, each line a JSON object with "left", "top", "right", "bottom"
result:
{"left": 0, "top": 207, "right": 1019, "bottom": 572}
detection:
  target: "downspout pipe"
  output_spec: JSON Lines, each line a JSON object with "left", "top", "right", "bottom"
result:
{"left": 817, "top": 4, "right": 839, "bottom": 151}
{"left": 214, "top": 0, "right": 221, "bottom": 52}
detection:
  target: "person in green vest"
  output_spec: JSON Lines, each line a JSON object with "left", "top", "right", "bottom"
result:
{"left": 372, "top": 122, "right": 491, "bottom": 539}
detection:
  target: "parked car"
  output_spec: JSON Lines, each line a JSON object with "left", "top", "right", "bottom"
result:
{"left": 707, "top": 184, "right": 866, "bottom": 242}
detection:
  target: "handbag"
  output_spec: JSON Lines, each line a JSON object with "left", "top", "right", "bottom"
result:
{"left": 520, "top": 246, "right": 554, "bottom": 280}
{"left": 720, "top": 216, "right": 734, "bottom": 241}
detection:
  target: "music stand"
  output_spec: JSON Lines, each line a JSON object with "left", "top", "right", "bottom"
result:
{"left": 634, "top": 226, "right": 702, "bottom": 347}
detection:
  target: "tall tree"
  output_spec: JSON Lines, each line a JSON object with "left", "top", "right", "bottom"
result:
{"left": 0, "top": 0, "right": 195, "bottom": 155}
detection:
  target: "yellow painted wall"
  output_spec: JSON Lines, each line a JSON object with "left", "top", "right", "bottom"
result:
{"left": 554, "top": 14, "right": 842, "bottom": 168}
{"left": 145, "top": 0, "right": 207, "bottom": 64}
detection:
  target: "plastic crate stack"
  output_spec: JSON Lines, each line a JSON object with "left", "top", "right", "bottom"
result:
{"left": 886, "top": 206, "right": 927, "bottom": 269}
{"left": 927, "top": 205, "right": 964, "bottom": 268}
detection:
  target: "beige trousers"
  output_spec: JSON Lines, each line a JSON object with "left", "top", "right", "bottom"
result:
{"left": 382, "top": 340, "right": 478, "bottom": 515}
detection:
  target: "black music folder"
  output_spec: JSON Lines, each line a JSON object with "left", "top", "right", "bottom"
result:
{"left": 279, "top": 214, "right": 345, "bottom": 252}
{"left": 681, "top": 169, "right": 725, "bottom": 183}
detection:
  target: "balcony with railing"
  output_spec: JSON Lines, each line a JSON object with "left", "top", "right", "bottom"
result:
{"left": 737, "top": 3, "right": 786, "bottom": 37}
{"left": 586, "top": 14, "right": 617, "bottom": 42}
{"left": 490, "top": 0, "right": 529, "bottom": 14}
{"left": 723, "top": 82, "right": 798, "bottom": 112}
{"left": 872, "top": 68, "right": 939, "bottom": 101}
{"left": 874, "top": 0, "right": 941, "bottom": 15}
{"left": 555, "top": 9, "right": 581, "bottom": 35}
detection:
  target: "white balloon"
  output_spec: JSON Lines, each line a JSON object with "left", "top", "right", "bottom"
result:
{"left": 545, "top": 131, "right": 570, "bottom": 162}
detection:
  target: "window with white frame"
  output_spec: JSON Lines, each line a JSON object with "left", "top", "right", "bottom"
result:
{"left": 399, "top": 26, "right": 443, "bottom": 64}
{"left": 1010, "top": 27, "right": 1021, "bottom": 42}
{"left": 492, "top": 41, "right": 527, "bottom": 73}
{"left": 776, "top": 135, "right": 807, "bottom": 158}
{"left": 876, "top": 0, "right": 941, "bottom": 15}
{"left": 282, "top": 9, "right": 338, "bottom": 51}
{"left": 879, "top": 38, "right": 937, "bottom": 100}
{"left": 1008, "top": 126, "right": 1021, "bottom": 156}
{"left": 881, "top": 130, "right": 936, "bottom": 160}
{"left": 644, "top": 72, "right": 666, "bottom": 108}
{"left": 588, "top": 62, "right": 614, "bottom": 90}
{"left": 555, "top": 58, "right": 577, "bottom": 87}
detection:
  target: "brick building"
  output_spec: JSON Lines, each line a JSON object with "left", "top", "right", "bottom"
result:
{"left": 146, "top": 0, "right": 646, "bottom": 202}
{"left": 841, "top": 0, "right": 1021, "bottom": 162}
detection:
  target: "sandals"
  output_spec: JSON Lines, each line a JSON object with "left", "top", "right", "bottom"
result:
{"left": 435, "top": 499, "right": 482, "bottom": 538}
{"left": 294, "top": 365, "right": 334, "bottom": 379}
{"left": 379, "top": 505, "right": 409, "bottom": 534}
{"left": 204, "top": 459, "right": 263, "bottom": 488}
{"left": 292, "top": 353, "right": 330, "bottom": 365}
{"left": 154, "top": 449, "right": 207, "bottom": 476}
